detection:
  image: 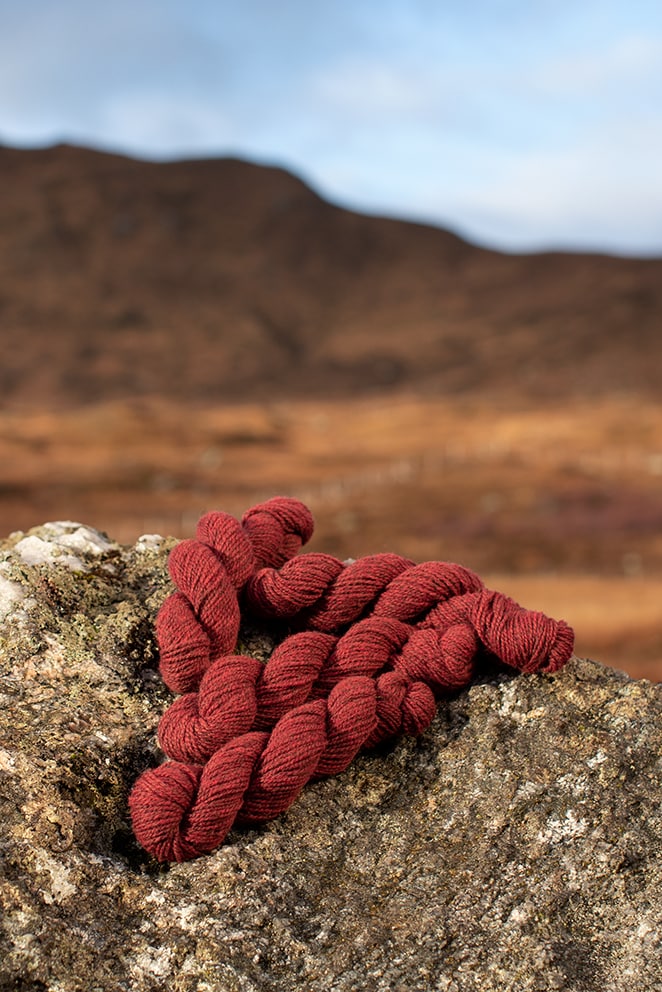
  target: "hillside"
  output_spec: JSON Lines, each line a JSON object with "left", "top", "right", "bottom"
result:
{"left": 1, "top": 143, "right": 660, "bottom": 408}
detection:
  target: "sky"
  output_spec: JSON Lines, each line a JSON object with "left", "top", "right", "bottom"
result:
{"left": 1, "top": 0, "right": 661, "bottom": 255}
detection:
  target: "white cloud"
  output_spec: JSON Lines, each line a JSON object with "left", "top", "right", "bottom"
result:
{"left": 532, "top": 34, "right": 662, "bottom": 95}
{"left": 314, "top": 60, "right": 439, "bottom": 117}
{"left": 99, "top": 94, "right": 235, "bottom": 157}
{"left": 417, "top": 115, "right": 662, "bottom": 252}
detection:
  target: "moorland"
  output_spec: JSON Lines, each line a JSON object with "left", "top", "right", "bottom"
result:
{"left": 1, "top": 144, "right": 660, "bottom": 677}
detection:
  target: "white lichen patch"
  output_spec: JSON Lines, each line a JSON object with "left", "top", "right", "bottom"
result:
{"left": 13, "top": 523, "right": 118, "bottom": 571}
{"left": 135, "top": 534, "right": 164, "bottom": 553}
{"left": 587, "top": 749, "right": 608, "bottom": 769}
{"left": 34, "top": 851, "right": 77, "bottom": 905}
{"left": 144, "top": 890, "right": 167, "bottom": 906}
{"left": 172, "top": 902, "right": 200, "bottom": 928}
{"left": 514, "top": 780, "right": 545, "bottom": 802}
{"left": 537, "top": 809, "right": 588, "bottom": 846}
{"left": 0, "top": 747, "right": 17, "bottom": 772}
{"left": 54, "top": 523, "right": 115, "bottom": 555}
{"left": 14, "top": 535, "right": 83, "bottom": 569}
{"left": 0, "top": 565, "right": 25, "bottom": 619}
{"left": 497, "top": 681, "right": 527, "bottom": 723}
{"left": 507, "top": 900, "right": 535, "bottom": 927}
{"left": 131, "top": 946, "right": 174, "bottom": 980}
{"left": 555, "top": 772, "right": 591, "bottom": 798}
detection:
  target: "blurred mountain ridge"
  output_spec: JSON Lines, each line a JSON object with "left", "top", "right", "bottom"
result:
{"left": 1, "top": 142, "right": 660, "bottom": 408}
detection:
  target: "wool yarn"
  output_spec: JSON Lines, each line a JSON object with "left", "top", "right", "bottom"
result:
{"left": 157, "top": 498, "right": 313, "bottom": 693}
{"left": 156, "top": 617, "right": 477, "bottom": 764}
{"left": 129, "top": 497, "right": 574, "bottom": 863}
{"left": 245, "top": 554, "right": 485, "bottom": 631}
{"left": 131, "top": 673, "right": 437, "bottom": 864}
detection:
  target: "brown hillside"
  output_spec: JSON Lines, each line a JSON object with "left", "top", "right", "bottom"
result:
{"left": 1, "top": 144, "right": 661, "bottom": 679}
{"left": 1, "top": 142, "right": 661, "bottom": 408}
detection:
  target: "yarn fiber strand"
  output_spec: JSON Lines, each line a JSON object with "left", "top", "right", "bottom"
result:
{"left": 157, "top": 497, "right": 313, "bottom": 693}
{"left": 156, "top": 617, "right": 479, "bottom": 764}
{"left": 129, "top": 497, "right": 575, "bottom": 863}
{"left": 245, "top": 556, "right": 484, "bottom": 631}
{"left": 130, "top": 673, "right": 436, "bottom": 863}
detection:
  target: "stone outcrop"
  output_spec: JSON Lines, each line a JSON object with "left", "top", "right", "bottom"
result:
{"left": 1, "top": 521, "right": 660, "bottom": 992}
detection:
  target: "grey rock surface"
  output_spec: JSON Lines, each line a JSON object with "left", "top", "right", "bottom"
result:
{"left": 1, "top": 521, "right": 661, "bottom": 992}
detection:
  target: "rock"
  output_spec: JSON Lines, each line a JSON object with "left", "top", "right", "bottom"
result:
{"left": 1, "top": 520, "right": 661, "bottom": 992}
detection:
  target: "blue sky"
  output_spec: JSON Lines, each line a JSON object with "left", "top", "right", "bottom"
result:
{"left": 1, "top": 0, "right": 661, "bottom": 254}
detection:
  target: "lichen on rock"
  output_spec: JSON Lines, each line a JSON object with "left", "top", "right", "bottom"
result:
{"left": 1, "top": 521, "right": 661, "bottom": 991}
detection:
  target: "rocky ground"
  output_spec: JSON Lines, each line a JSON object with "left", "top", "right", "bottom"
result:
{"left": 1, "top": 521, "right": 661, "bottom": 991}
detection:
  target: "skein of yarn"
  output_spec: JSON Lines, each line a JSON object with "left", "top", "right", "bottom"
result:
{"left": 245, "top": 554, "right": 485, "bottom": 631}
{"left": 157, "top": 498, "right": 313, "bottom": 693}
{"left": 129, "top": 497, "right": 575, "bottom": 863}
{"left": 131, "top": 672, "right": 438, "bottom": 863}
{"left": 156, "top": 617, "right": 477, "bottom": 764}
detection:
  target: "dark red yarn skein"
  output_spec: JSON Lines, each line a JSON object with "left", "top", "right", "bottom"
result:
{"left": 157, "top": 497, "right": 313, "bottom": 693}
{"left": 129, "top": 497, "right": 575, "bottom": 863}
{"left": 157, "top": 617, "right": 478, "bottom": 764}
{"left": 421, "top": 590, "right": 574, "bottom": 674}
{"left": 244, "top": 554, "right": 485, "bottom": 631}
{"left": 130, "top": 672, "right": 437, "bottom": 863}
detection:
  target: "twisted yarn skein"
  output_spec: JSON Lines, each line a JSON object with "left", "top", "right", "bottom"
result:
{"left": 131, "top": 672, "right": 438, "bottom": 863}
{"left": 245, "top": 554, "right": 485, "bottom": 631}
{"left": 156, "top": 616, "right": 478, "bottom": 764}
{"left": 156, "top": 497, "right": 313, "bottom": 693}
{"left": 129, "top": 497, "right": 575, "bottom": 863}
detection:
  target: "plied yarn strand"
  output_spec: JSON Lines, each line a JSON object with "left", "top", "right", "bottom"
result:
{"left": 129, "top": 497, "right": 574, "bottom": 862}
